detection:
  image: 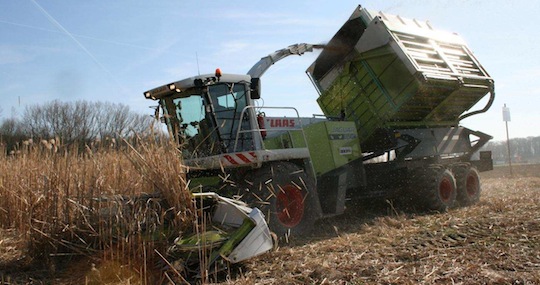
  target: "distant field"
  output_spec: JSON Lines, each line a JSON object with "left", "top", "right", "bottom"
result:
{"left": 482, "top": 163, "right": 540, "bottom": 179}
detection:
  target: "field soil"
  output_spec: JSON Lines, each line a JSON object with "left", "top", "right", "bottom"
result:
{"left": 231, "top": 164, "right": 540, "bottom": 284}
{"left": 2, "top": 164, "right": 540, "bottom": 284}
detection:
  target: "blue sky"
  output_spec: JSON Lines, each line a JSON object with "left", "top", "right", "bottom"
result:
{"left": 1, "top": 0, "right": 539, "bottom": 141}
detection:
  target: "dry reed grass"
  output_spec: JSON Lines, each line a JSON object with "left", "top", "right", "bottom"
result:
{"left": 0, "top": 140, "right": 195, "bottom": 284}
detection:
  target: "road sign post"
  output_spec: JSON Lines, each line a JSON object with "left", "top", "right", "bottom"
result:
{"left": 502, "top": 104, "right": 513, "bottom": 176}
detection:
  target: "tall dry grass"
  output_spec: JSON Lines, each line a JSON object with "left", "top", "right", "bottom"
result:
{"left": 0, "top": 139, "right": 195, "bottom": 283}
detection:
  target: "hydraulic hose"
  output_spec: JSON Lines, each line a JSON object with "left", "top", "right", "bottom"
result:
{"left": 458, "top": 87, "right": 495, "bottom": 121}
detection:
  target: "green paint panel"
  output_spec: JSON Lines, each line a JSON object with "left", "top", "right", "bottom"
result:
{"left": 263, "top": 130, "right": 307, "bottom": 150}
{"left": 260, "top": 121, "right": 361, "bottom": 175}
{"left": 303, "top": 121, "right": 361, "bottom": 176}
{"left": 318, "top": 49, "right": 492, "bottom": 149}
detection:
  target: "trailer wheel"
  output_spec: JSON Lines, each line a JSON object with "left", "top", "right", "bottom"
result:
{"left": 412, "top": 165, "right": 457, "bottom": 211}
{"left": 453, "top": 164, "right": 481, "bottom": 206}
{"left": 243, "top": 162, "right": 318, "bottom": 236}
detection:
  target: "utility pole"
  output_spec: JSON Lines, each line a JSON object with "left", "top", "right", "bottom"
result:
{"left": 502, "top": 104, "right": 513, "bottom": 176}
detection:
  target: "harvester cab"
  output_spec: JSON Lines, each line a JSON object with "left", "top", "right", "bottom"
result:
{"left": 144, "top": 72, "right": 262, "bottom": 158}
{"left": 144, "top": 44, "right": 330, "bottom": 236}
{"left": 143, "top": 43, "right": 324, "bottom": 170}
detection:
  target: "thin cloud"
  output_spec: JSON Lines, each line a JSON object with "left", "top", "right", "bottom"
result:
{"left": 220, "top": 11, "right": 334, "bottom": 28}
{"left": 0, "top": 82, "right": 23, "bottom": 94}
{"left": 0, "top": 44, "right": 68, "bottom": 65}
{"left": 170, "top": 7, "right": 336, "bottom": 29}
{"left": 0, "top": 46, "right": 31, "bottom": 65}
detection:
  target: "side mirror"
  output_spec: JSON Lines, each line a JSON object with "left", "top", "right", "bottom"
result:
{"left": 250, "top": 78, "right": 261, "bottom": 99}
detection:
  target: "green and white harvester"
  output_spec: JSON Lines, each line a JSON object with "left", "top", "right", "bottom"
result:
{"left": 144, "top": 5, "right": 494, "bottom": 240}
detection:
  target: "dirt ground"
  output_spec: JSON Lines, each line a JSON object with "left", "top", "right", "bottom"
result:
{"left": 2, "top": 164, "right": 540, "bottom": 284}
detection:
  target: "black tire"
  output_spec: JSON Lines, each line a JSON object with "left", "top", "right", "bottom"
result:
{"left": 411, "top": 165, "right": 457, "bottom": 211}
{"left": 453, "top": 164, "right": 481, "bottom": 206}
{"left": 242, "top": 162, "right": 319, "bottom": 237}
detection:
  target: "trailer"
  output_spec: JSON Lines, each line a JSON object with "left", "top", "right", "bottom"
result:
{"left": 143, "top": 5, "right": 494, "bottom": 237}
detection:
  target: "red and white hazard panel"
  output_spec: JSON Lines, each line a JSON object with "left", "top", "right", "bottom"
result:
{"left": 221, "top": 151, "right": 257, "bottom": 166}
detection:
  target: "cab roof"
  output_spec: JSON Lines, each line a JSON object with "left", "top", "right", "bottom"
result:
{"left": 144, "top": 73, "right": 251, "bottom": 100}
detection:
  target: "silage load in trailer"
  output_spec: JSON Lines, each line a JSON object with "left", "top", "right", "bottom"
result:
{"left": 307, "top": 6, "right": 494, "bottom": 149}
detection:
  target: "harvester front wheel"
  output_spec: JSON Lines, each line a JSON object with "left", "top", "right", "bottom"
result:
{"left": 412, "top": 165, "right": 457, "bottom": 211}
{"left": 453, "top": 164, "right": 481, "bottom": 206}
{"left": 244, "top": 162, "right": 317, "bottom": 237}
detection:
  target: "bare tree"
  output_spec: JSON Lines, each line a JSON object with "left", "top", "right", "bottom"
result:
{"left": 483, "top": 136, "right": 540, "bottom": 164}
{"left": 0, "top": 117, "right": 26, "bottom": 151}
{"left": 22, "top": 100, "right": 160, "bottom": 146}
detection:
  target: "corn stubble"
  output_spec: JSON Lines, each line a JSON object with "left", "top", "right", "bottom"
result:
{"left": 232, "top": 165, "right": 540, "bottom": 285}
{"left": 0, "top": 141, "right": 195, "bottom": 283}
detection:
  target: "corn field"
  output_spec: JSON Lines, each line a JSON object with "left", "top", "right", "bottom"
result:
{"left": 0, "top": 140, "right": 195, "bottom": 284}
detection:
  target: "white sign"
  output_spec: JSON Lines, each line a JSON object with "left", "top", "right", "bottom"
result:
{"left": 502, "top": 104, "right": 511, "bottom": 122}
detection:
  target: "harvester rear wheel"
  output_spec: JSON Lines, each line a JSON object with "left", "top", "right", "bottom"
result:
{"left": 412, "top": 165, "right": 457, "bottom": 211}
{"left": 243, "top": 162, "right": 317, "bottom": 237}
{"left": 453, "top": 164, "right": 481, "bottom": 206}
